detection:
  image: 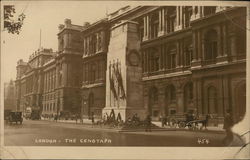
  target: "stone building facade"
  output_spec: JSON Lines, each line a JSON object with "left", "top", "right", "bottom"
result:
{"left": 81, "top": 19, "right": 109, "bottom": 119}
{"left": 15, "top": 6, "right": 246, "bottom": 124}
{"left": 4, "top": 80, "right": 16, "bottom": 111}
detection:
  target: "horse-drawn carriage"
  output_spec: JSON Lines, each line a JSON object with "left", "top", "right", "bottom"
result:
{"left": 6, "top": 111, "right": 23, "bottom": 124}
{"left": 167, "top": 114, "right": 210, "bottom": 130}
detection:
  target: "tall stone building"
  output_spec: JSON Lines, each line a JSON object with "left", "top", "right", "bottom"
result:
{"left": 15, "top": 48, "right": 56, "bottom": 113}
{"left": 4, "top": 80, "right": 16, "bottom": 111}
{"left": 81, "top": 18, "right": 109, "bottom": 119}
{"left": 15, "top": 6, "right": 246, "bottom": 125}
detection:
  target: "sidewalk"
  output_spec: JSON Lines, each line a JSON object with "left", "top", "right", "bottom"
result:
{"left": 41, "top": 118, "right": 226, "bottom": 134}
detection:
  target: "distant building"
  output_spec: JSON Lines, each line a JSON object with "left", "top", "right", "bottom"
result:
{"left": 4, "top": 80, "right": 16, "bottom": 111}
{"left": 15, "top": 6, "right": 246, "bottom": 125}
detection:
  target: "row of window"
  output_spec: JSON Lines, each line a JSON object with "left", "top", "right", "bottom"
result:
{"left": 43, "top": 93, "right": 57, "bottom": 101}
{"left": 142, "top": 42, "right": 192, "bottom": 73}
{"left": 149, "top": 83, "right": 220, "bottom": 115}
{"left": 138, "top": 6, "right": 218, "bottom": 41}
{"left": 43, "top": 102, "right": 57, "bottom": 112}
{"left": 82, "top": 61, "right": 105, "bottom": 84}
{"left": 44, "top": 69, "right": 56, "bottom": 92}
{"left": 25, "top": 76, "right": 34, "bottom": 94}
{"left": 83, "top": 31, "right": 104, "bottom": 56}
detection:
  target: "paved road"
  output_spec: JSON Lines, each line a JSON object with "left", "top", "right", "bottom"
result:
{"left": 4, "top": 119, "right": 244, "bottom": 146}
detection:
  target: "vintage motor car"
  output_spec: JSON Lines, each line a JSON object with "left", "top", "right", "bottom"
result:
{"left": 7, "top": 112, "right": 23, "bottom": 124}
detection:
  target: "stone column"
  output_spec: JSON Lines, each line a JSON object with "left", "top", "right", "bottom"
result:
{"left": 96, "top": 33, "right": 99, "bottom": 52}
{"left": 196, "top": 79, "right": 203, "bottom": 115}
{"left": 158, "top": 8, "right": 166, "bottom": 36}
{"left": 163, "top": 44, "right": 166, "bottom": 70}
{"left": 180, "top": 6, "right": 183, "bottom": 29}
{"left": 217, "top": 25, "right": 223, "bottom": 57}
{"left": 175, "top": 6, "right": 180, "bottom": 31}
{"left": 193, "top": 79, "right": 198, "bottom": 114}
{"left": 199, "top": 30, "right": 204, "bottom": 62}
{"left": 222, "top": 23, "right": 228, "bottom": 56}
{"left": 176, "top": 41, "right": 180, "bottom": 67}
{"left": 183, "top": 7, "right": 186, "bottom": 28}
{"left": 191, "top": 6, "right": 196, "bottom": 21}
{"left": 147, "top": 15, "right": 150, "bottom": 39}
{"left": 158, "top": 9, "right": 162, "bottom": 33}
{"left": 148, "top": 50, "right": 151, "bottom": 72}
{"left": 222, "top": 76, "right": 229, "bottom": 116}
{"left": 177, "top": 88, "right": 184, "bottom": 115}
{"left": 63, "top": 62, "right": 68, "bottom": 87}
{"left": 158, "top": 88, "right": 166, "bottom": 116}
{"left": 46, "top": 73, "right": 48, "bottom": 92}
{"left": 143, "top": 16, "right": 147, "bottom": 40}
{"left": 192, "top": 31, "right": 197, "bottom": 62}
{"left": 143, "top": 51, "right": 146, "bottom": 73}
{"left": 165, "top": 9, "right": 168, "bottom": 33}
{"left": 197, "top": 7, "right": 201, "bottom": 18}
{"left": 162, "top": 8, "right": 165, "bottom": 33}
{"left": 201, "top": 6, "right": 204, "bottom": 17}
{"left": 179, "top": 40, "right": 183, "bottom": 67}
{"left": 143, "top": 15, "right": 150, "bottom": 41}
{"left": 229, "top": 26, "right": 237, "bottom": 61}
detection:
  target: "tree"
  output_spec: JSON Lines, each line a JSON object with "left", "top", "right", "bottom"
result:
{"left": 4, "top": 5, "right": 26, "bottom": 34}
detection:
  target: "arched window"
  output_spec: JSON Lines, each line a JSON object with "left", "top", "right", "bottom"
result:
{"left": 167, "top": 45, "right": 176, "bottom": 69}
{"left": 204, "top": 29, "right": 218, "bottom": 63}
{"left": 166, "top": 85, "right": 176, "bottom": 103}
{"left": 207, "top": 86, "right": 217, "bottom": 114}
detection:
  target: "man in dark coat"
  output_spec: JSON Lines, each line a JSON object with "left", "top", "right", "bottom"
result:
{"left": 145, "top": 115, "right": 152, "bottom": 132}
{"left": 91, "top": 112, "right": 95, "bottom": 127}
{"left": 223, "top": 109, "right": 234, "bottom": 145}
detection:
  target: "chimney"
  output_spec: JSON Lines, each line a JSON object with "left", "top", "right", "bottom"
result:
{"left": 64, "top": 19, "right": 72, "bottom": 27}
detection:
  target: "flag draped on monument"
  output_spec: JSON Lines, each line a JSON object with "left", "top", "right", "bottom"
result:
{"left": 109, "top": 63, "right": 118, "bottom": 100}
{"left": 115, "top": 61, "right": 126, "bottom": 99}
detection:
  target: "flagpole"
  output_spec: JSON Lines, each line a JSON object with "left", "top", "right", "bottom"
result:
{"left": 109, "top": 62, "right": 111, "bottom": 108}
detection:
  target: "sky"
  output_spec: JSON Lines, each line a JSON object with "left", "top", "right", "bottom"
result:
{"left": 1, "top": 1, "right": 246, "bottom": 84}
{"left": 1, "top": 1, "right": 131, "bottom": 83}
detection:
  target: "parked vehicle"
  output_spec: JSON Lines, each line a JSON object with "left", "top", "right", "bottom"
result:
{"left": 7, "top": 112, "right": 23, "bottom": 124}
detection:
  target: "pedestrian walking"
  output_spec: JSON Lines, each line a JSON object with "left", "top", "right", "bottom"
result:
{"left": 145, "top": 115, "right": 152, "bottom": 132}
{"left": 223, "top": 109, "right": 234, "bottom": 145}
{"left": 75, "top": 114, "right": 78, "bottom": 124}
{"left": 91, "top": 112, "right": 95, "bottom": 127}
{"left": 161, "top": 115, "right": 166, "bottom": 127}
